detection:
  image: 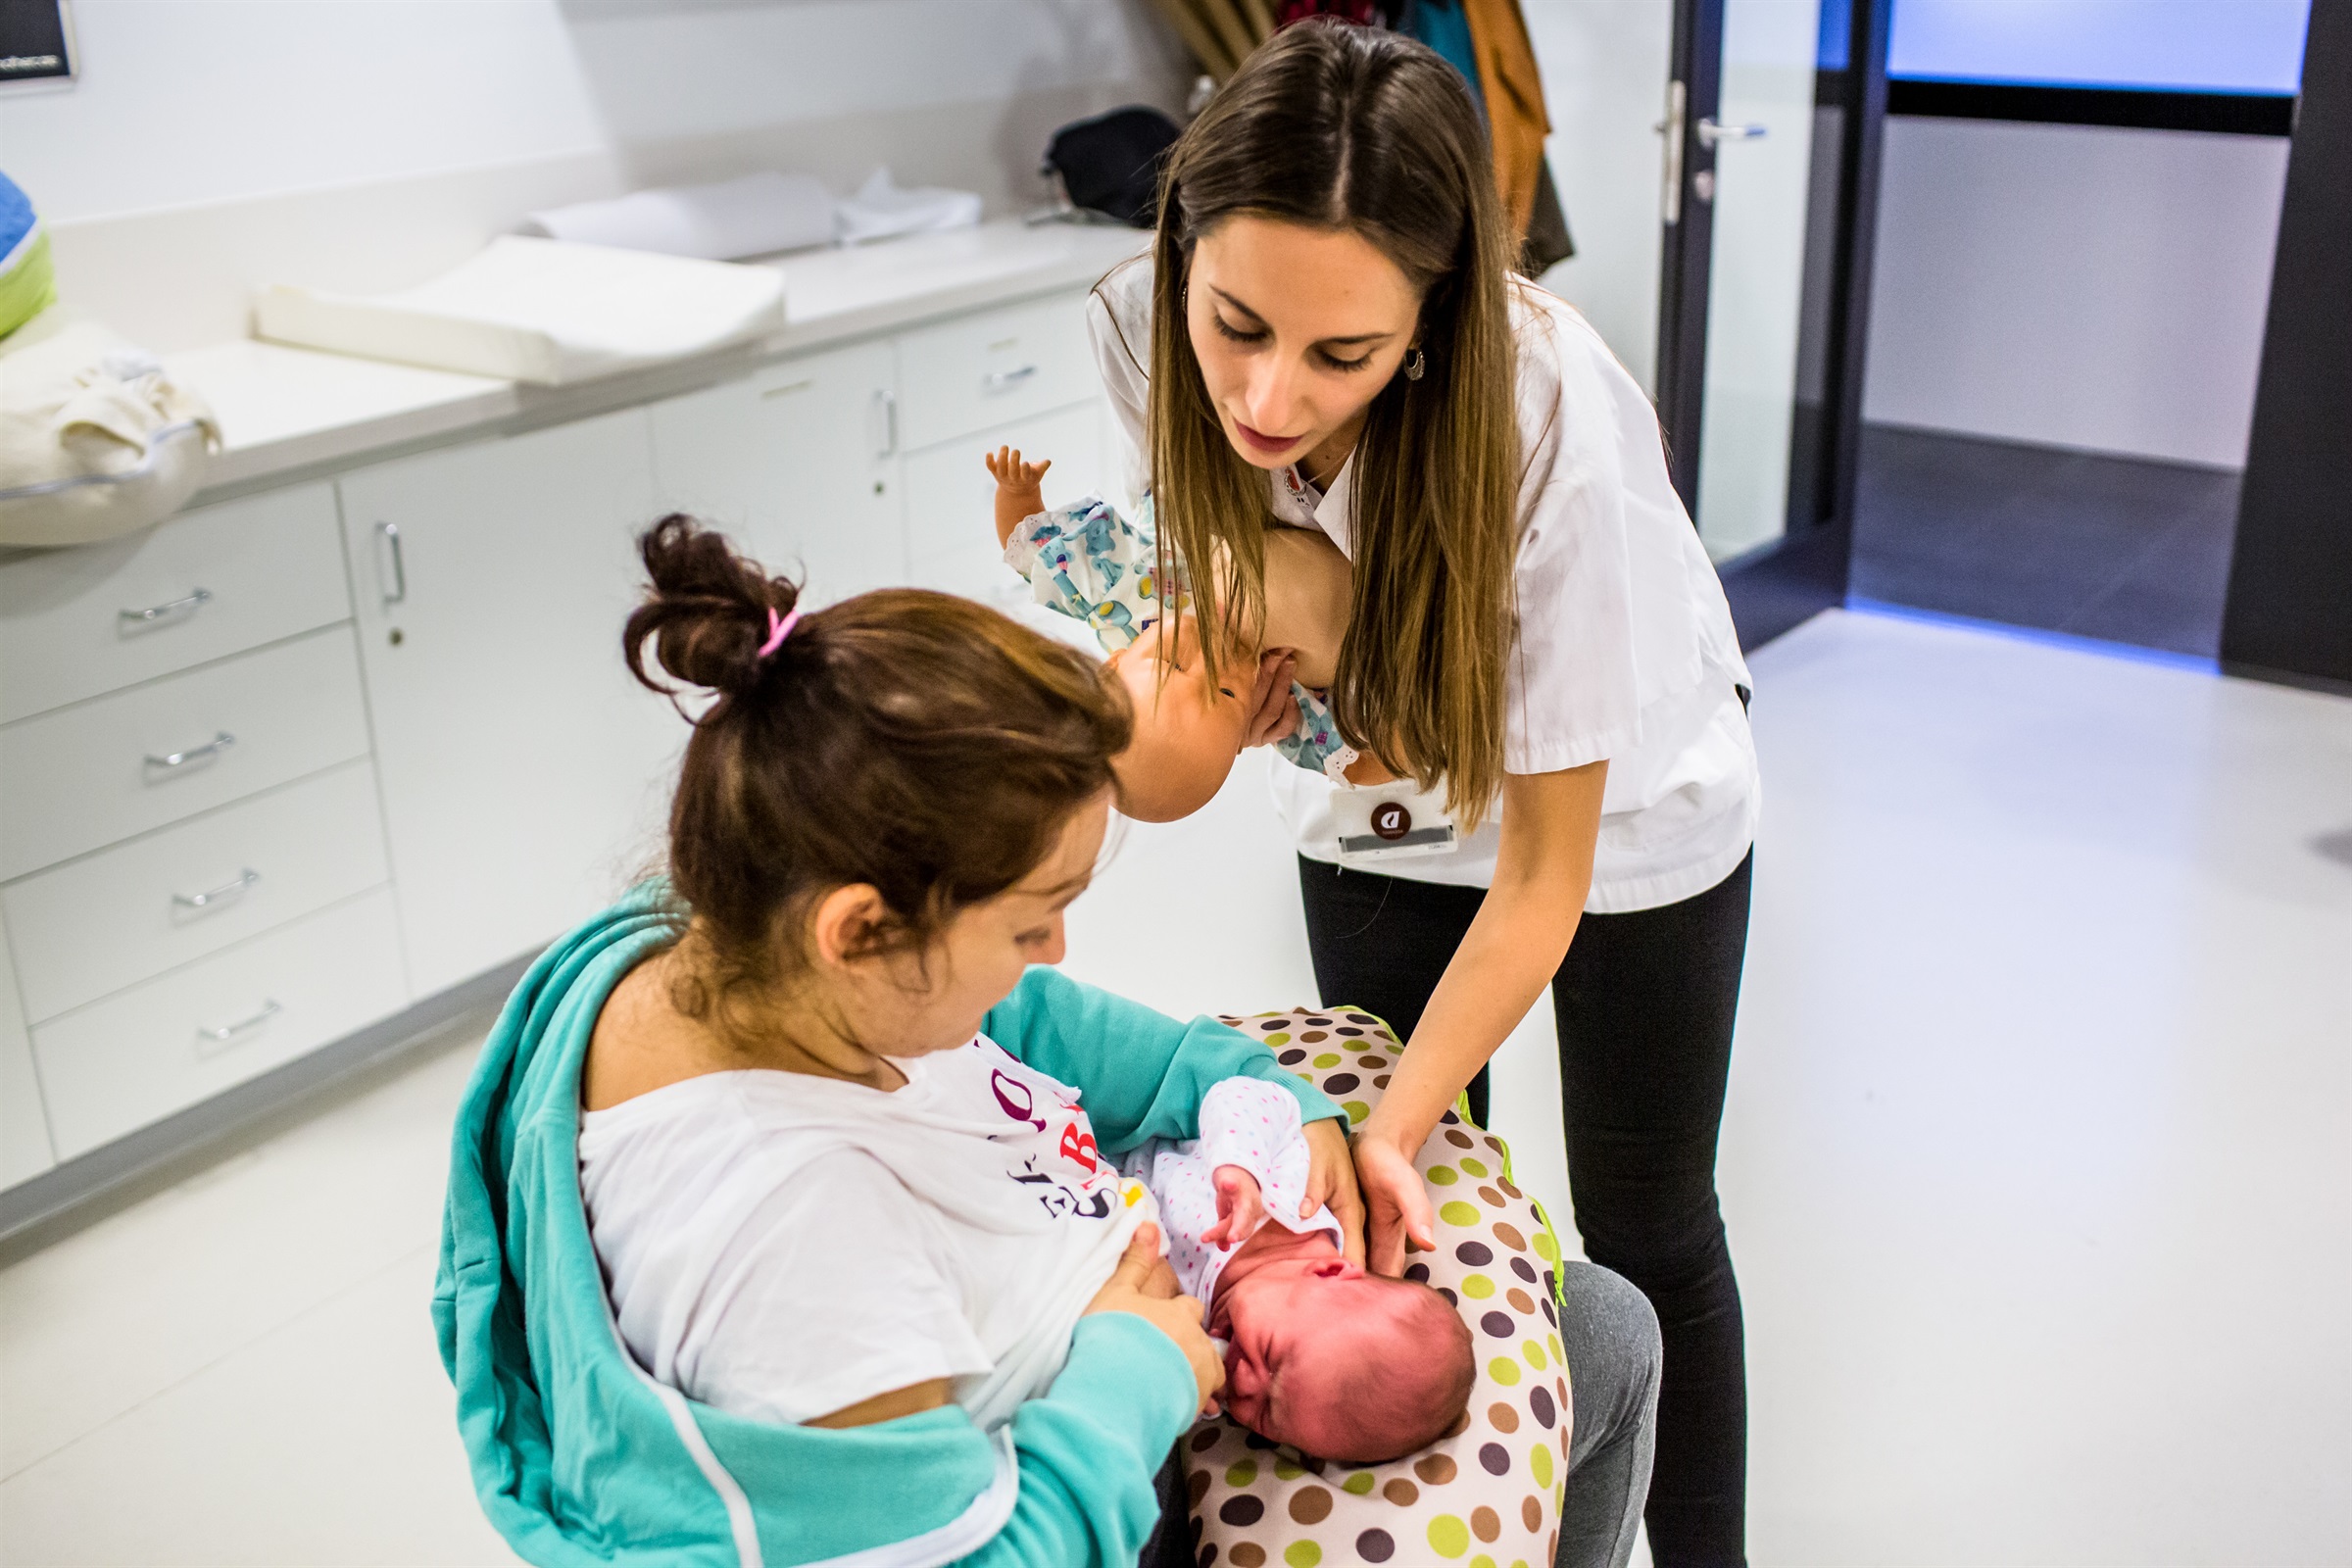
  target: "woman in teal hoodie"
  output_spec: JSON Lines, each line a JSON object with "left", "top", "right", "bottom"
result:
{"left": 435, "top": 517, "right": 1357, "bottom": 1566}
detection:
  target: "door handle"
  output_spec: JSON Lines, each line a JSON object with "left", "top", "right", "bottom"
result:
{"left": 118, "top": 588, "right": 213, "bottom": 629}
{"left": 173, "top": 868, "right": 262, "bottom": 912}
{"left": 983, "top": 366, "right": 1039, "bottom": 393}
{"left": 872, "top": 388, "right": 898, "bottom": 458}
{"left": 145, "top": 731, "right": 236, "bottom": 776}
{"left": 196, "top": 998, "right": 280, "bottom": 1053}
{"left": 375, "top": 521, "right": 408, "bottom": 606}
{"left": 1696, "top": 119, "right": 1768, "bottom": 148}
{"left": 1656, "top": 79, "right": 1688, "bottom": 225}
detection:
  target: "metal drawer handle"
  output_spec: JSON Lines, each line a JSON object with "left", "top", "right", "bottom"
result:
{"left": 1695, "top": 118, "right": 1768, "bottom": 148}
{"left": 196, "top": 998, "right": 280, "bottom": 1050}
{"left": 145, "top": 731, "right": 236, "bottom": 775}
{"left": 173, "top": 868, "right": 261, "bottom": 911}
{"left": 872, "top": 387, "right": 898, "bottom": 458}
{"left": 983, "top": 366, "right": 1039, "bottom": 392}
{"left": 375, "top": 521, "right": 408, "bottom": 606}
{"left": 761, "top": 377, "right": 816, "bottom": 400}
{"left": 119, "top": 588, "right": 213, "bottom": 628}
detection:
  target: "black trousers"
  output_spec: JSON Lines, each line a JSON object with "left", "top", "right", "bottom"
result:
{"left": 1298, "top": 851, "right": 1754, "bottom": 1568}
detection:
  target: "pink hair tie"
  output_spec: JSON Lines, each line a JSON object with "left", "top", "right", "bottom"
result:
{"left": 757, "top": 606, "right": 802, "bottom": 660}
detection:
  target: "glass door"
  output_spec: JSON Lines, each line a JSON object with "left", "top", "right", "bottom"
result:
{"left": 1656, "top": 0, "right": 1892, "bottom": 642}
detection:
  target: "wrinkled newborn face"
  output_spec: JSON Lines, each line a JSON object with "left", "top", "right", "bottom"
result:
{"left": 1218, "top": 1260, "right": 1475, "bottom": 1463}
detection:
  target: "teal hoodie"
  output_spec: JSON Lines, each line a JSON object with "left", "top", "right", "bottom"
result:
{"left": 434, "top": 886, "right": 1344, "bottom": 1567}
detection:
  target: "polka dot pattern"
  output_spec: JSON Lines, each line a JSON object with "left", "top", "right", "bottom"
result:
{"left": 1190, "top": 1008, "right": 1577, "bottom": 1568}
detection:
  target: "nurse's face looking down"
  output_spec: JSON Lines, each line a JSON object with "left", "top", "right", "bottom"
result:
{"left": 1184, "top": 216, "right": 1422, "bottom": 487}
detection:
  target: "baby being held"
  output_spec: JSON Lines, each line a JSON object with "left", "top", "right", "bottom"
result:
{"left": 987, "top": 448, "right": 1380, "bottom": 822}
{"left": 1126, "top": 1078, "right": 1473, "bottom": 1463}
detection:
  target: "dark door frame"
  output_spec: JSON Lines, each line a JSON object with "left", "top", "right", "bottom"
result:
{"left": 2220, "top": 0, "right": 2352, "bottom": 693}
{"left": 1655, "top": 0, "right": 1893, "bottom": 650}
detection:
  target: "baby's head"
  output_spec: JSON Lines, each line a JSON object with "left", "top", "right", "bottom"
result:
{"left": 1218, "top": 1257, "right": 1475, "bottom": 1463}
{"left": 1102, "top": 612, "right": 1251, "bottom": 822}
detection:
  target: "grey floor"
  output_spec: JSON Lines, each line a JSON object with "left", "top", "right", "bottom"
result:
{"left": 1850, "top": 423, "right": 2242, "bottom": 659}
{"left": 3, "top": 610, "right": 2346, "bottom": 1564}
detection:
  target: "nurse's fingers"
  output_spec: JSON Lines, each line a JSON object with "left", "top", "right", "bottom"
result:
{"left": 1243, "top": 651, "right": 1299, "bottom": 746}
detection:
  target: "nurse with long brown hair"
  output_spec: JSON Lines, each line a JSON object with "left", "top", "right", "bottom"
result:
{"left": 1091, "top": 23, "right": 1760, "bottom": 1565}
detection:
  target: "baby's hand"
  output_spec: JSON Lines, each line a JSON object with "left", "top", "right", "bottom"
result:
{"left": 985, "top": 446, "right": 1053, "bottom": 546}
{"left": 1200, "top": 1164, "right": 1267, "bottom": 1250}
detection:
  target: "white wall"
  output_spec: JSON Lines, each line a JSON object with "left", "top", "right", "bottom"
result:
{"left": 1862, "top": 116, "right": 2288, "bottom": 467}
{"left": 2, "top": 0, "right": 1185, "bottom": 349}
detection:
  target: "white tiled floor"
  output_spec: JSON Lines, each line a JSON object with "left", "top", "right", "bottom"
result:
{"left": 2, "top": 607, "right": 2345, "bottom": 1565}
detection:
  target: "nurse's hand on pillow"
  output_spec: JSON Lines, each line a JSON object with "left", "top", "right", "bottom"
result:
{"left": 1352, "top": 1132, "right": 1437, "bottom": 1280}
{"left": 1200, "top": 1165, "right": 1266, "bottom": 1250}
{"left": 1086, "top": 1224, "right": 1227, "bottom": 1417}
{"left": 1301, "top": 1116, "right": 1367, "bottom": 1267}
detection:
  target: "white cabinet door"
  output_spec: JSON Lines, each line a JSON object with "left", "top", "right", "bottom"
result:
{"left": 647, "top": 342, "right": 906, "bottom": 606}
{"left": 339, "top": 412, "right": 683, "bottom": 998}
{"left": 901, "top": 401, "right": 1112, "bottom": 605}
{"left": 0, "top": 909, "right": 53, "bottom": 1185}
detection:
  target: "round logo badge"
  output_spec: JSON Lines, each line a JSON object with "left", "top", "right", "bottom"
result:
{"left": 1370, "top": 801, "right": 1412, "bottom": 841}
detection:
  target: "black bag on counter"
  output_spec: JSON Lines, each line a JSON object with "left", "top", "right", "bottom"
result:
{"left": 1043, "top": 106, "right": 1183, "bottom": 228}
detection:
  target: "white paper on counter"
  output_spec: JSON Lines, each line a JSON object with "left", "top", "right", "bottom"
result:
{"left": 518, "top": 172, "right": 837, "bottom": 262}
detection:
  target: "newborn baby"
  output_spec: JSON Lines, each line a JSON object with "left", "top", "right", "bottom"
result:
{"left": 987, "top": 448, "right": 1383, "bottom": 821}
{"left": 1127, "top": 1077, "right": 1473, "bottom": 1463}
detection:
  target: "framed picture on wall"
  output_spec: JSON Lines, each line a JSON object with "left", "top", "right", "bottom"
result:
{"left": 0, "top": 0, "right": 75, "bottom": 91}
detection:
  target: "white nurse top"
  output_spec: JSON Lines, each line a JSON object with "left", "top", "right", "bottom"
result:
{"left": 1087, "top": 259, "right": 1759, "bottom": 914}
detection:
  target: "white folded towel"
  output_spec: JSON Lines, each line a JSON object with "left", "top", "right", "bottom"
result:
{"left": 834, "top": 168, "right": 984, "bottom": 246}
{"left": 518, "top": 172, "right": 837, "bottom": 262}
{"left": 254, "top": 237, "right": 787, "bottom": 385}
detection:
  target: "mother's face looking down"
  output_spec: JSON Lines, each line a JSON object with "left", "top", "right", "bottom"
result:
{"left": 1185, "top": 217, "right": 1423, "bottom": 477}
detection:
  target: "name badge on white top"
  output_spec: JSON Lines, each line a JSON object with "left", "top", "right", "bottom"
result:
{"left": 1331, "top": 779, "right": 1460, "bottom": 866}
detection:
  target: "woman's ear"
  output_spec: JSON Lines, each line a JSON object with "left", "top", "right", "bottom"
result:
{"left": 808, "top": 883, "right": 891, "bottom": 969}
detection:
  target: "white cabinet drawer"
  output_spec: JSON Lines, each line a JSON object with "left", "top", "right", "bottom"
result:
{"left": 3, "top": 761, "right": 391, "bottom": 1023}
{"left": 901, "top": 402, "right": 1113, "bottom": 602}
{"left": 0, "top": 626, "right": 372, "bottom": 882}
{"left": 0, "top": 483, "right": 352, "bottom": 726}
{"left": 31, "top": 889, "right": 408, "bottom": 1159}
{"left": 896, "top": 295, "right": 1096, "bottom": 453}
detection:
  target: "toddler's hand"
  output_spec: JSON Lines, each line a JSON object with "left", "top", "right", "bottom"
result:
{"left": 985, "top": 445, "right": 1053, "bottom": 546}
{"left": 1200, "top": 1164, "right": 1266, "bottom": 1250}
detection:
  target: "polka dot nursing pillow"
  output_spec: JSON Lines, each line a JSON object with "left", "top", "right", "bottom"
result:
{"left": 1185, "top": 1008, "right": 1573, "bottom": 1568}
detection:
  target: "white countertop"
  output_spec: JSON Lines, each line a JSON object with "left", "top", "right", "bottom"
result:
{"left": 166, "top": 220, "right": 1148, "bottom": 494}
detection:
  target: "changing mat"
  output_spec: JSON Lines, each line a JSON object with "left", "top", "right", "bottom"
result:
{"left": 254, "top": 236, "right": 787, "bottom": 385}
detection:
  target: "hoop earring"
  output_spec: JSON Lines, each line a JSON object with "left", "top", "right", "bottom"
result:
{"left": 1403, "top": 346, "right": 1426, "bottom": 382}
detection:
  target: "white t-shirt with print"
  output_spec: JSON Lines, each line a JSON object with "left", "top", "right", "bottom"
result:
{"left": 1088, "top": 261, "right": 1759, "bottom": 913}
{"left": 579, "top": 1035, "right": 1153, "bottom": 1434}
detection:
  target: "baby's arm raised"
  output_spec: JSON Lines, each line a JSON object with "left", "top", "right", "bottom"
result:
{"left": 1192, "top": 1078, "right": 1314, "bottom": 1247}
{"left": 984, "top": 445, "right": 1052, "bottom": 546}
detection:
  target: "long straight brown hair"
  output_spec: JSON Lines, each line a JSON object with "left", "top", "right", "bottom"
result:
{"left": 1145, "top": 20, "right": 1523, "bottom": 822}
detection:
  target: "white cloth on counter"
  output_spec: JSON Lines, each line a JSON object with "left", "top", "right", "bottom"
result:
{"left": 254, "top": 236, "right": 787, "bottom": 385}
{"left": 0, "top": 308, "right": 219, "bottom": 546}
{"left": 834, "top": 168, "right": 985, "bottom": 246}
{"left": 518, "top": 172, "right": 838, "bottom": 263}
